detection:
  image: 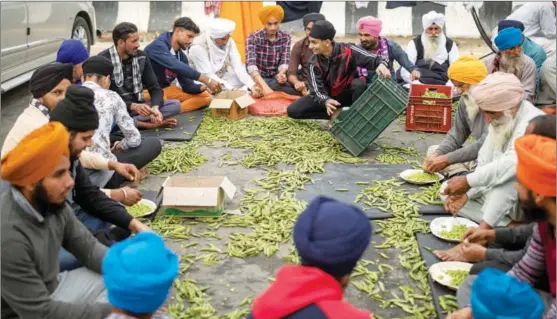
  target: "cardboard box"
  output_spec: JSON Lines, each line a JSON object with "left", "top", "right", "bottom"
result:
{"left": 161, "top": 176, "right": 236, "bottom": 217}
{"left": 209, "top": 90, "right": 255, "bottom": 120}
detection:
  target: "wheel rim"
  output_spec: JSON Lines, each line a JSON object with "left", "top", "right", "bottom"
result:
{"left": 73, "top": 26, "right": 88, "bottom": 48}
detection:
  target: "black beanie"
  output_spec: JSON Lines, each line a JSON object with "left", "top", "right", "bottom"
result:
{"left": 303, "top": 13, "right": 326, "bottom": 28}
{"left": 29, "top": 63, "right": 73, "bottom": 98}
{"left": 50, "top": 85, "right": 99, "bottom": 132}
{"left": 82, "top": 55, "right": 114, "bottom": 77}
{"left": 309, "top": 20, "right": 336, "bottom": 41}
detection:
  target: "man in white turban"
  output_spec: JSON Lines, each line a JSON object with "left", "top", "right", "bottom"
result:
{"left": 187, "top": 18, "right": 258, "bottom": 93}
{"left": 398, "top": 11, "right": 459, "bottom": 86}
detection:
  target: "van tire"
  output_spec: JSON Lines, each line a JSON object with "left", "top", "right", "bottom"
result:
{"left": 71, "top": 16, "right": 92, "bottom": 53}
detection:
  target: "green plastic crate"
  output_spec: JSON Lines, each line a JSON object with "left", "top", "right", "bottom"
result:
{"left": 330, "top": 75, "right": 409, "bottom": 156}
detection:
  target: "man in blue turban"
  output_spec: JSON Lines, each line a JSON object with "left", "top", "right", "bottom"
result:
{"left": 103, "top": 231, "right": 179, "bottom": 318}
{"left": 247, "top": 196, "right": 374, "bottom": 319}
{"left": 56, "top": 39, "right": 89, "bottom": 84}
{"left": 498, "top": 20, "right": 547, "bottom": 74}
{"left": 447, "top": 268, "right": 544, "bottom": 319}
{"left": 483, "top": 27, "right": 537, "bottom": 103}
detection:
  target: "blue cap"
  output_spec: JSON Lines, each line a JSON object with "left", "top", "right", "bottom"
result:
{"left": 495, "top": 27, "right": 523, "bottom": 51}
{"left": 102, "top": 232, "right": 179, "bottom": 314}
{"left": 471, "top": 268, "right": 544, "bottom": 319}
{"left": 56, "top": 39, "right": 89, "bottom": 65}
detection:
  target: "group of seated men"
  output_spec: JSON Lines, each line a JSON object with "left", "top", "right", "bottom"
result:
{"left": 0, "top": 3, "right": 556, "bottom": 319}
{"left": 417, "top": 51, "right": 556, "bottom": 317}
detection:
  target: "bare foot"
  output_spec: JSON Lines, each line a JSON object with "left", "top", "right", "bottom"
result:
{"left": 160, "top": 118, "right": 178, "bottom": 128}
{"left": 434, "top": 244, "right": 466, "bottom": 262}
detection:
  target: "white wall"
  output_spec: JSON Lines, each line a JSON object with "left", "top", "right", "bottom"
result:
{"left": 105, "top": 1, "right": 528, "bottom": 38}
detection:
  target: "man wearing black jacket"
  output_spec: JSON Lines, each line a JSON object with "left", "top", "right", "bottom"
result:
{"left": 287, "top": 20, "right": 391, "bottom": 121}
{"left": 98, "top": 22, "right": 181, "bottom": 130}
{"left": 49, "top": 85, "right": 151, "bottom": 272}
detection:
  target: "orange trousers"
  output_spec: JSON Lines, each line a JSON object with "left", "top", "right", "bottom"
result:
{"left": 143, "top": 85, "right": 212, "bottom": 113}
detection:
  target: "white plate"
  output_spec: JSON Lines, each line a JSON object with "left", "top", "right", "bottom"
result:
{"left": 399, "top": 169, "right": 444, "bottom": 185}
{"left": 126, "top": 199, "right": 157, "bottom": 217}
{"left": 430, "top": 217, "right": 479, "bottom": 242}
{"left": 429, "top": 261, "right": 473, "bottom": 290}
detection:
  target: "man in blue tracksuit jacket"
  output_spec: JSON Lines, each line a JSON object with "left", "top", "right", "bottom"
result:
{"left": 144, "top": 17, "right": 221, "bottom": 112}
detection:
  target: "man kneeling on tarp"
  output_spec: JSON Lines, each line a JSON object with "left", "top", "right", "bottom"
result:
{"left": 286, "top": 20, "right": 390, "bottom": 122}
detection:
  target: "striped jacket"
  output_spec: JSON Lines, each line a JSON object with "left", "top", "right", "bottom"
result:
{"left": 307, "top": 42, "right": 387, "bottom": 106}
{"left": 509, "top": 222, "right": 556, "bottom": 318}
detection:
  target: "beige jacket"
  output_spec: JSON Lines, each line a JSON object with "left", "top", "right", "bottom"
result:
{"left": 2, "top": 105, "right": 110, "bottom": 171}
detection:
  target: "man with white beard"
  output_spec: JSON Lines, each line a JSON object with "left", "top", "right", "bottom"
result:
{"left": 434, "top": 72, "right": 544, "bottom": 261}
{"left": 484, "top": 27, "right": 537, "bottom": 103}
{"left": 186, "top": 18, "right": 259, "bottom": 94}
{"left": 399, "top": 11, "right": 459, "bottom": 86}
{"left": 424, "top": 56, "right": 488, "bottom": 178}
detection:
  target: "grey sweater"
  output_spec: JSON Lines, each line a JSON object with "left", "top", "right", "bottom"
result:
{"left": 483, "top": 54, "right": 538, "bottom": 103}
{"left": 485, "top": 223, "right": 535, "bottom": 265}
{"left": 1, "top": 187, "right": 110, "bottom": 319}
{"left": 435, "top": 98, "right": 487, "bottom": 164}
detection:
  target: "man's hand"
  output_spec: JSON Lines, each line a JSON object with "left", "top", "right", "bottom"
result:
{"left": 128, "top": 218, "right": 153, "bottom": 233}
{"left": 131, "top": 103, "right": 153, "bottom": 117}
{"left": 199, "top": 84, "right": 207, "bottom": 93}
{"left": 375, "top": 64, "right": 391, "bottom": 79}
{"left": 275, "top": 72, "right": 287, "bottom": 84}
{"left": 446, "top": 307, "right": 473, "bottom": 319}
{"left": 444, "top": 194, "right": 468, "bottom": 215}
{"left": 206, "top": 79, "right": 221, "bottom": 94}
{"left": 325, "top": 99, "right": 341, "bottom": 116}
{"left": 461, "top": 241, "right": 487, "bottom": 261}
{"left": 443, "top": 176, "right": 471, "bottom": 196}
{"left": 251, "top": 85, "right": 264, "bottom": 98}
{"left": 424, "top": 155, "right": 450, "bottom": 173}
{"left": 150, "top": 108, "right": 163, "bottom": 124}
{"left": 111, "top": 141, "right": 125, "bottom": 153}
{"left": 463, "top": 227, "right": 495, "bottom": 245}
{"left": 120, "top": 186, "right": 142, "bottom": 206}
{"left": 109, "top": 161, "right": 140, "bottom": 183}
{"left": 411, "top": 70, "right": 421, "bottom": 81}
{"left": 294, "top": 81, "right": 307, "bottom": 92}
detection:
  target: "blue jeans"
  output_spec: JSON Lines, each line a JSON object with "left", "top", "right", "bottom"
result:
{"left": 59, "top": 208, "right": 112, "bottom": 272}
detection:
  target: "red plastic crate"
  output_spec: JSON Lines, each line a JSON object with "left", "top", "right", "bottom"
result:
{"left": 405, "top": 84, "right": 453, "bottom": 133}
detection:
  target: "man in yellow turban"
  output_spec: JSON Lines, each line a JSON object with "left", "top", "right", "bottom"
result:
{"left": 246, "top": 5, "right": 300, "bottom": 96}
{"left": 1, "top": 122, "right": 112, "bottom": 319}
{"left": 424, "top": 56, "right": 488, "bottom": 177}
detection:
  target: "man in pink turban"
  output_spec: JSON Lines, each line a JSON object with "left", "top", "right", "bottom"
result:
{"left": 434, "top": 72, "right": 545, "bottom": 262}
{"left": 357, "top": 16, "right": 420, "bottom": 81}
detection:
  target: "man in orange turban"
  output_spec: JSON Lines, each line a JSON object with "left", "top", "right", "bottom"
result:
{"left": 246, "top": 5, "right": 299, "bottom": 96}
{"left": 2, "top": 122, "right": 71, "bottom": 188}
{"left": 450, "top": 134, "right": 556, "bottom": 319}
{"left": 424, "top": 56, "right": 488, "bottom": 177}
{"left": 0, "top": 122, "right": 112, "bottom": 319}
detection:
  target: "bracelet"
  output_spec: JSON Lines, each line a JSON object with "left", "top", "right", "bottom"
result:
{"left": 208, "top": 77, "right": 212, "bottom": 85}
{"left": 121, "top": 188, "right": 128, "bottom": 201}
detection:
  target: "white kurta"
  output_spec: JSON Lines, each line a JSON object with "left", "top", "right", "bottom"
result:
{"left": 445, "top": 101, "right": 545, "bottom": 226}
{"left": 506, "top": 2, "right": 557, "bottom": 55}
{"left": 187, "top": 36, "right": 255, "bottom": 91}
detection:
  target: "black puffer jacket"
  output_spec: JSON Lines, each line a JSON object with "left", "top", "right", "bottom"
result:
{"left": 308, "top": 42, "right": 387, "bottom": 106}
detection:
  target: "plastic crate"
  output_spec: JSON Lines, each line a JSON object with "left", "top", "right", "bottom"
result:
{"left": 405, "top": 84, "right": 453, "bottom": 133}
{"left": 330, "top": 75, "right": 409, "bottom": 157}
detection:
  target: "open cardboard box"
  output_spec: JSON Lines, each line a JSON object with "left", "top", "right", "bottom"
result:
{"left": 161, "top": 176, "right": 236, "bottom": 217}
{"left": 209, "top": 90, "right": 255, "bottom": 120}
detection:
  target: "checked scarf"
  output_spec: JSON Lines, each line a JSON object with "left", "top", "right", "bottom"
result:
{"left": 109, "top": 45, "right": 145, "bottom": 102}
